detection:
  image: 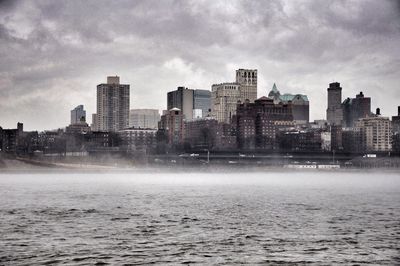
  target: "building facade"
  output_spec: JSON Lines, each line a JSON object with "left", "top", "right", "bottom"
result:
{"left": 167, "top": 87, "right": 194, "bottom": 121}
{"left": 235, "top": 97, "right": 294, "bottom": 150}
{"left": 235, "top": 69, "right": 258, "bottom": 102}
{"left": 193, "top": 89, "right": 211, "bottom": 118}
{"left": 118, "top": 128, "right": 157, "bottom": 153}
{"left": 268, "top": 83, "right": 309, "bottom": 123}
{"left": 159, "top": 108, "right": 185, "bottom": 146}
{"left": 392, "top": 106, "right": 400, "bottom": 134}
{"left": 277, "top": 129, "right": 322, "bottom": 152}
{"left": 356, "top": 116, "right": 392, "bottom": 152}
{"left": 129, "top": 109, "right": 160, "bottom": 129}
{"left": 95, "top": 76, "right": 130, "bottom": 132}
{"left": 70, "top": 105, "right": 86, "bottom": 125}
{"left": 211, "top": 83, "right": 241, "bottom": 123}
{"left": 342, "top": 92, "right": 371, "bottom": 128}
{"left": 326, "top": 82, "right": 343, "bottom": 125}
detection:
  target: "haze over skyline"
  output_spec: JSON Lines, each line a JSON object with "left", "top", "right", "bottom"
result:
{"left": 0, "top": 0, "right": 399, "bottom": 131}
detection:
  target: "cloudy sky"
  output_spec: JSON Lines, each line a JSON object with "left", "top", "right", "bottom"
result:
{"left": 0, "top": 0, "right": 399, "bottom": 130}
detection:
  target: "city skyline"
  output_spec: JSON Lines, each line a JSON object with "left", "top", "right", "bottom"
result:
{"left": 1, "top": 0, "right": 399, "bottom": 131}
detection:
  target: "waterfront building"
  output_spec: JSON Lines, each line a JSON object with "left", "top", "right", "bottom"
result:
{"left": 356, "top": 115, "right": 392, "bottom": 152}
{"left": 211, "top": 83, "right": 241, "bottom": 123}
{"left": 326, "top": 82, "right": 343, "bottom": 125}
{"left": 129, "top": 109, "right": 160, "bottom": 129}
{"left": 268, "top": 83, "right": 310, "bottom": 123}
{"left": 392, "top": 106, "right": 400, "bottom": 134}
{"left": 342, "top": 92, "right": 371, "bottom": 128}
{"left": 118, "top": 128, "right": 157, "bottom": 153}
{"left": 0, "top": 123, "right": 23, "bottom": 153}
{"left": 277, "top": 129, "right": 322, "bottom": 152}
{"left": 321, "top": 131, "right": 331, "bottom": 151}
{"left": 235, "top": 97, "right": 294, "bottom": 150}
{"left": 159, "top": 108, "right": 185, "bottom": 146}
{"left": 235, "top": 69, "right": 258, "bottom": 102}
{"left": 95, "top": 76, "right": 130, "bottom": 132}
{"left": 393, "top": 132, "right": 400, "bottom": 153}
{"left": 184, "top": 117, "right": 219, "bottom": 150}
{"left": 330, "top": 125, "right": 343, "bottom": 151}
{"left": 342, "top": 128, "right": 363, "bottom": 153}
{"left": 70, "top": 105, "right": 86, "bottom": 125}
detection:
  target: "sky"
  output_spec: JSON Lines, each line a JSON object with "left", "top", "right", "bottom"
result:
{"left": 0, "top": 0, "right": 399, "bottom": 131}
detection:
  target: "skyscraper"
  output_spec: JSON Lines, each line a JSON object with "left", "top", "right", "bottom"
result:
{"left": 326, "top": 82, "right": 343, "bottom": 125}
{"left": 95, "top": 76, "right": 130, "bottom": 132}
{"left": 236, "top": 69, "right": 257, "bottom": 102}
{"left": 70, "top": 105, "right": 86, "bottom": 125}
{"left": 167, "top": 87, "right": 194, "bottom": 120}
{"left": 342, "top": 91, "right": 371, "bottom": 128}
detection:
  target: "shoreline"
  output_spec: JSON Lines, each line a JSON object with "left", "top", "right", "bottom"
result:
{"left": 1, "top": 158, "right": 399, "bottom": 174}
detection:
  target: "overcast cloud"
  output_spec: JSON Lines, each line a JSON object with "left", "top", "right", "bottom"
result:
{"left": 0, "top": 0, "right": 399, "bottom": 130}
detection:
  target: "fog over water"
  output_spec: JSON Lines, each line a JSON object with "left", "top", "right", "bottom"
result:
{"left": 1, "top": 172, "right": 399, "bottom": 264}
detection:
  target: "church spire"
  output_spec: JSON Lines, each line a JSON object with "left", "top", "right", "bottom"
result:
{"left": 272, "top": 83, "right": 278, "bottom": 92}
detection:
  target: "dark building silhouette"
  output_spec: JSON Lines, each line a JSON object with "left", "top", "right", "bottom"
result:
{"left": 326, "top": 82, "right": 343, "bottom": 125}
{"left": 393, "top": 132, "right": 400, "bottom": 153}
{"left": 184, "top": 118, "right": 219, "bottom": 150}
{"left": 342, "top": 92, "right": 371, "bottom": 128}
{"left": 330, "top": 125, "right": 343, "bottom": 151}
{"left": 277, "top": 129, "right": 322, "bottom": 152}
{"left": 0, "top": 123, "right": 24, "bottom": 154}
{"left": 392, "top": 106, "right": 400, "bottom": 134}
{"left": 342, "top": 128, "right": 363, "bottom": 153}
{"left": 235, "top": 97, "right": 294, "bottom": 150}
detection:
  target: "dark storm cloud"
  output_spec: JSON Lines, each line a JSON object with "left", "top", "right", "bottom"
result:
{"left": 0, "top": 0, "right": 399, "bottom": 130}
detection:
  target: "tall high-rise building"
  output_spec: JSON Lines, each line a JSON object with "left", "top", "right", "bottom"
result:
{"left": 167, "top": 87, "right": 212, "bottom": 120}
{"left": 95, "top": 76, "right": 130, "bottom": 132}
{"left": 211, "top": 83, "right": 241, "bottom": 123}
{"left": 193, "top": 89, "right": 211, "bottom": 118}
{"left": 326, "top": 82, "right": 343, "bottom": 125}
{"left": 129, "top": 109, "right": 160, "bottom": 129}
{"left": 167, "top": 87, "right": 194, "bottom": 120}
{"left": 70, "top": 105, "right": 86, "bottom": 125}
{"left": 342, "top": 91, "right": 371, "bottom": 128}
{"left": 268, "top": 83, "right": 309, "bottom": 123}
{"left": 211, "top": 68, "right": 258, "bottom": 123}
{"left": 236, "top": 69, "right": 257, "bottom": 102}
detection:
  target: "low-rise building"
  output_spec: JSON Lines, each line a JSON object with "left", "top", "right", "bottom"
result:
{"left": 118, "top": 128, "right": 157, "bottom": 153}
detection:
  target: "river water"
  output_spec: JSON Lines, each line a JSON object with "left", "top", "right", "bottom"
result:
{"left": 0, "top": 171, "right": 399, "bottom": 265}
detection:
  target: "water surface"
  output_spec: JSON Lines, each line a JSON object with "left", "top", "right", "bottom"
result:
{"left": 1, "top": 171, "right": 399, "bottom": 265}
